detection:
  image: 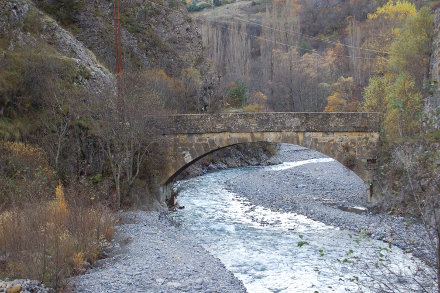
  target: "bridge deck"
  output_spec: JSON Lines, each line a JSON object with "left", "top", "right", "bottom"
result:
{"left": 148, "top": 112, "right": 380, "bottom": 135}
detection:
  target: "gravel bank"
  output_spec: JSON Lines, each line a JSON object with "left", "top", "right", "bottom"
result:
{"left": 0, "top": 280, "right": 53, "bottom": 293}
{"left": 227, "top": 144, "right": 434, "bottom": 261}
{"left": 70, "top": 211, "right": 246, "bottom": 292}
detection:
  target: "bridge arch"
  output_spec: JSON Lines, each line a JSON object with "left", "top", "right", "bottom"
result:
{"left": 161, "top": 131, "right": 379, "bottom": 186}
{"left": 147, "top": 112, "right": 380, "bottom": 203}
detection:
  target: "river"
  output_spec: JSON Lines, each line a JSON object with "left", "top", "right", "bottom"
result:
{"left": 172, "top": 159, "right": 436, "bottom": 292}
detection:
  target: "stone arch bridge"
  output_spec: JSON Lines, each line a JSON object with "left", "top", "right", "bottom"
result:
{"left": 148, "top": 112, "right": 380, "bottom": 202}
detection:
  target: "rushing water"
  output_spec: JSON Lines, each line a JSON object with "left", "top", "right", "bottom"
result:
{"left": 172, "top": 160, "right": 436, "bottom": 292}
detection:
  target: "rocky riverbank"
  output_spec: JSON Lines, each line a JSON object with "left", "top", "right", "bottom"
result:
{"left": 176, "top": 142, "right": 279, "bottom": 180}
{"left": 70, "top": 211, "right": 246, "bottom": 292}
{"left": 226, "top": 144, "right": 435, "bottom": 263}
{"left": 70, "top": 144, "right": 434, "bottom": 292}
{"left": 0, "top": 280, "right": 52, "bottom": 293}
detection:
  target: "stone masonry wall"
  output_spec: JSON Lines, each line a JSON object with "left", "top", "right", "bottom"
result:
{"left": 147, "top": 112, "right": 380, "bottom": 134}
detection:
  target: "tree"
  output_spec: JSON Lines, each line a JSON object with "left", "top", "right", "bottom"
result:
{"left": 361, "top": 75, "right": 390, "bottom": 114}
{"left": 383, "top": 73, "right": 423, "bottom": 141}
{"left": 90, "top": 71, "right": 169, "bottom": 207}
{"left": 181, "top": 67, "right": 203, "bottom": 113}
{"left": 324, "top": 76, "right": 357, "bottom": 112}
{"left": 362, "top": 0, "right": 417, "bottom": 75}
{"left": 226, "top": 82, "right": 248, "bottom": 108}
{"left": 361, "top": 5, "right": 433, "bottom": 143}
{"left": 388, "top": 6, "right": 434, "bottom": 88}
{"left": 324, "top": 92, "right": 346, "bottom": 112}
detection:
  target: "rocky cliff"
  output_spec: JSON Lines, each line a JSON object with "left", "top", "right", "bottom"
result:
{"left": 425, "top": 8, "right": 440, "bottom": 130}
{"left": 33, "top": 0, "right": 218, "bottom": 107}
{"left": 0, "top": 0, "right": 113, "bottom": 97}
{"left": 1, "top": 0, "right": 218, "bottom": 114}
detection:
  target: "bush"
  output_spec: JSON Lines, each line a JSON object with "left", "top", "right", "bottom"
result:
{"left": 38, "top": 0, "right": 84, "bottom": 28}
{"left": 243, "top": 103, "right": 265, "bottom": 112}
{"left": 226, "top": 82, "right": 248, "bottom": 108}
{"left": 186, "top": 2, "right": 211, "bottom": 12}
{"left": 0, "top": 183, "right": 115, "bottom": 289}
{"left": 0, "top": 142, "right": 56, "bottom": 208}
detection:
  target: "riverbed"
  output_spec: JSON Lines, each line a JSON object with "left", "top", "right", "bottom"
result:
{"left": 72, "top": 144, "right": 437, "bottom": 292}
{"left": 172, "top": 145, "right": 437, "bottom": 292}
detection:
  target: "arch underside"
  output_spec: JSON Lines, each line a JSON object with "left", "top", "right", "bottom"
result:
{"left": 160, "top": 131, "right": 379, "bottom": 186}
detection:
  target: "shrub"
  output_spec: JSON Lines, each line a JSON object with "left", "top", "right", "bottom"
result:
{"left": 226, "top": 82, "right": 248, "bottom": 108}
{"left": 23, "top": 8, "right": 44, "bottom": 35}
{"left": 0, "top": 183, "right": 115, "bottom": 289}
{"left": 243, "top": 103, "right": 265, "bottom": 112}
{"left": 186, "top": 2, "right": 211, "bottom": 12}
{"left": 0, "top": 141, "right": 56, "bottom": 208}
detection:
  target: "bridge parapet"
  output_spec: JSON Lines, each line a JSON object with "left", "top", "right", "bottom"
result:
{"left": 147, "top": 112, "right": 380, "bottom": 134}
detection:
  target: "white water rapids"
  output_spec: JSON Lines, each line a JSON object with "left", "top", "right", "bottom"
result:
{"left": 172, "top": 159, "right": 436, "bottom": 292}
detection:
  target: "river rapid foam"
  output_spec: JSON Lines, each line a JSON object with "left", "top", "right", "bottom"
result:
{"left": 172, "top": 159, "right": 436, "bottom": 292}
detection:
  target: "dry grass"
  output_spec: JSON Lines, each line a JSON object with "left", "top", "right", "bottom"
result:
{"left": 0, "top": 183, "right": 115, "bottom": 289}
{"left": 0, "top": 141, "right": 56, "bottom": 208}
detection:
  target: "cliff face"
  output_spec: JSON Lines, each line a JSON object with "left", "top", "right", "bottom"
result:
{"left": 0, "top": 0, "right": 113, "bottom": 96}
{"left": 33, "top": 0, "right": 218, "bottom": 106}
{"left": 425, "top": 8, "right": 440, "bottom": 130}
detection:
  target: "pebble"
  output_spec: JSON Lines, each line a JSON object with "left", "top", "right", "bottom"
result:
{"left": 70, "top": 211, "right": 246, "bottom": 292}
{"left": 228, "top": 144, "right": 435, "bottom": 262}
{"left": 68, "top": 144, "right": 434, "bottom": 292}
{"left": 0, "top": 280, "right": 52, "bottom": 293}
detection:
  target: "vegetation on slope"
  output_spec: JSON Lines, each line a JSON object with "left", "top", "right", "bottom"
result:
{"left": 0, "top": 0, "right": 439, "bottom": 290}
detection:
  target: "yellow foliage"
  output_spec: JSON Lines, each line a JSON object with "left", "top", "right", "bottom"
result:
{"left": 73, "top": 251, "right": 84, "bottom": 270}
{"left": 0, "top": 198, "right": 115, "bottom": 288}
{"left": 368, "top": 0, "right": 416, "bottom": 21}
{"left": 1, "top": 142, "right": 46, "bottom": 167}
{"left": 250, "top": 91, "right": 268, "bottom": 103}
{"left": 181, "top": 67, "right": 202, "bottom": 85}
{"left": 55, "top": 183, "right": 67, "bottom": 220}
{"left": 247, "top": 91, "right": 269, "bottom": 112}
{"left": 361, "top": 75, "right": 391, "bottom": 114}
{"left": 324, "top": 92, "right": 347, "bottom": 112}
{"left": 243, "top": 103, "right": 266, "bottom": 112}
{"left": 0, "top": 141, "right": 56, "bottom": 207}
{"left": 156, "top": 69, "right": 171, "bottom": 81}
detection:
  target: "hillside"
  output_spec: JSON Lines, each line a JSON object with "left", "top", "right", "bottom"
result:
{"left": 1, "top": 0, "right": 440, "bottom": 291}
{"left": 0, "top": 0, "right": 218, "bottom": 288}
{"left": 33, "top": 0, "right": 218, "bottom": 108}
{"left": 0, "top": 0, "right": 112, "bottom": 124}
{"left": 192, "top": 0, "right": 437, "bottom": 114}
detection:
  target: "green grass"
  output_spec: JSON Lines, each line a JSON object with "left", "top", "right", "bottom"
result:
{"left": 0, "top": 116, "right": 39, "bottom": 141}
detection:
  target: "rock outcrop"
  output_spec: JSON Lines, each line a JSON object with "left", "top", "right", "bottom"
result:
{"left": 0, "top": 0, "right": 113, "bottom": 96}
{"left": 424, "top": 8, "right": 440, "bottom": 130}
{"left": 33, "top": 0, "right": 218, "bottom": 107}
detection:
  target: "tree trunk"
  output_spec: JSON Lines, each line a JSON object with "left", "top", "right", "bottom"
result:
{"left": 115, "top": 170, "right": 121, "bottom": 208}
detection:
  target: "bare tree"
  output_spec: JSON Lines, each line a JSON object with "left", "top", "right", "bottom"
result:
{"left": 89, "top": 71, "right": 169, "bottom": 207}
